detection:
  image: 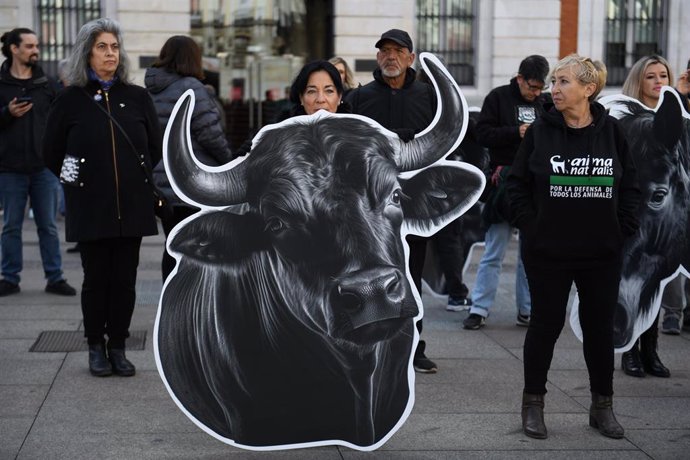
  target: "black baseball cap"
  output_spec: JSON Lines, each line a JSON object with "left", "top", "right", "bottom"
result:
{"left": 375, "top": 29, "right": 413, "bottom": 52}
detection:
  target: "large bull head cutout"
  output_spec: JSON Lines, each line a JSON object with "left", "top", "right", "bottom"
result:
{"left": 154, "top": 53, "right": 485, "bottom": 450}
{"left": 570, "top": 87, "right": 690, "bottom": 351}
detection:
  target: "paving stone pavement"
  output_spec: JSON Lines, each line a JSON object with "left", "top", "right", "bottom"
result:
{"left": 1, "top": 218, "right": 690, "bottom": 459}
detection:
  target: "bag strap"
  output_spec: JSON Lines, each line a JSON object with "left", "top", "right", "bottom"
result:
{"left": 79, "top": 87, "right": 163, "bottom": 200}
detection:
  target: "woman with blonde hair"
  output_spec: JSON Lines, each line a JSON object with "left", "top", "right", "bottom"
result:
{"left": 328, "top": 56, "right": 356, "bottom": 95}
{"left": 619, "top": 54, "right": 690, "bottom": 378}
{"left": 507, "top": 54, "right": 641, "bottom": 440}
{"left": 622, "top": 54, "right": 690, "bottom": 109}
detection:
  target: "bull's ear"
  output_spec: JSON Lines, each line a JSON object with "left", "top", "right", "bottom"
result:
{"left": 400, "top": 162, "right": 484, "bottom": 237}
{"left": 168, "top": 210, "right": 267, "bottom": 264}
{"left": 654, "top": 90, "right": 683, "bottom": 150}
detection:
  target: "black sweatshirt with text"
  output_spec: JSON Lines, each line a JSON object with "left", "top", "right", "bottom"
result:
{"left": 506, "top": 101, "right": 641, "bottom": 268}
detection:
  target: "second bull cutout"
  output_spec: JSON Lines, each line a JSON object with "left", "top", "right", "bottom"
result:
{"left": 570, "top": 87, "right": 690, "bottom": 351}
{"left": 154, "top": 53, "right": 485, "bottom": 450}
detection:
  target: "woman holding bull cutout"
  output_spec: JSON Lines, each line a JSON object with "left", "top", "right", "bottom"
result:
{"left": 507, "top": 54, "right": 641, "bottom": 439}
{"left": 619, "top": 54, "right": 690, "bottom": 378}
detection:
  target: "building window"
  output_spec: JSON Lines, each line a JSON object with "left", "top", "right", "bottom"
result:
{"left": 36, "top": 0, "right": 102, "bottom": 80}
{"left": 416, "top": 0, "right": 476, "bottom": 86}
{"left": 605, "top": 0, "right": 667, "bottom": 85}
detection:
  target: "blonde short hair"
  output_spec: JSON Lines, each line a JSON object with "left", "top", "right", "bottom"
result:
{"left": 550, "top": 54, "right": 607, "bottom": 102}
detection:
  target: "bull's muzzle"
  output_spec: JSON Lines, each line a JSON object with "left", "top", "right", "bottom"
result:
{"left": 334, "top": 266, "right": 416, "bottom": 330}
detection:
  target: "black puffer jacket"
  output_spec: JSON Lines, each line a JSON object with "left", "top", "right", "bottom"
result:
{"left": 144, "top": 67, "right": 233, "bottom": 206}
{"left": 43, "top": 81, "right": 161, "bottom": 242}
{"left": 0, "top": 61, "right": 57, "bottom": 173}
{"left": 345, "top": 67, "right": 436, "bottom": 139}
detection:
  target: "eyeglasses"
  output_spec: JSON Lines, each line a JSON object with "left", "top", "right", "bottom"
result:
{"left": 523, "top": 80, "right": 548, "bottom": 92}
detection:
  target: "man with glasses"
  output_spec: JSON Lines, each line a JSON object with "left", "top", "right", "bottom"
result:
{"left": 462, "top": 55, "right": 550, "bottom": 330}
{"left": 346, "top": 29, "right": 438, "bottom": 373}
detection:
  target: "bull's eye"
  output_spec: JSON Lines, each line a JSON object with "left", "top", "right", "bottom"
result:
{"left": 265, "top": 217, "right": 286, "bottom": 233}
{"left": 649, "top": 188, "right": 667, "bottom": 209}
{"left": 389, "top": 188, "right": 407, "bottom": 206}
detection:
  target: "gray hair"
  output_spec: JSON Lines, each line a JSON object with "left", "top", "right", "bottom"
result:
{"left": 65, "top": 18, "right": 131, "bottom": 86}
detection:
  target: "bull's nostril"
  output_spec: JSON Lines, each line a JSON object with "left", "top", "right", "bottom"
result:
{"left": 384, "top": 271, "right": 403, "bottom": 297}
{"left": 337, "top": 288, "right": 362, "bottom": 313}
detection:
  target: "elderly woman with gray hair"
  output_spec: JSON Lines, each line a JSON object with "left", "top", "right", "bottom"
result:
{"left": 43, "top": 18, "right": 161, "bottom": 378}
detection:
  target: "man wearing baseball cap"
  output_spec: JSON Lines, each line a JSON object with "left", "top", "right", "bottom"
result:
{"left": 346, "top": 29, "right": 438, "bottom": 373}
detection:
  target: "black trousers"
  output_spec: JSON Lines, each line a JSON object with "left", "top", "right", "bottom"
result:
{"left": 432, "top": 217, "right": 469, "bottom": 299}
{"left": 79, "top": 237, "right": 142, "bottom": 348}
{"left": 523, "top": 260, "right": 621, "bottom": 396}
{"left": 407, "top": 235, "right": 426, "bottom": 335}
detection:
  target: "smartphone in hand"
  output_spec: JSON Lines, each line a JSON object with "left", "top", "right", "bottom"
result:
{"left": 15, "top": 95, "right": 33, "bottom": 104}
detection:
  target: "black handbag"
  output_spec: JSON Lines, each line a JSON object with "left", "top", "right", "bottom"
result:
{"left": 81, "top": 88, "right": 172, "bottom": 220}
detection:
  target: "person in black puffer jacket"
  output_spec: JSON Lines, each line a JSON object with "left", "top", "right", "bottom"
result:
{"left": 145, "top": 35, "right": 233, "bottom": 281}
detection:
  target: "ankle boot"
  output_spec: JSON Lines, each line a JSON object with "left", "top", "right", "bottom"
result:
{"left": 522, "top": 392, "right": 547, "bottom": 439}
{"left": 88, "top": 343, "right": 112, "bottom": 377}
{"left": 621, "top": 342, "right": 645, "bottom": 377}
{"left": 108, "top": 348, "right": 136, "bottom": 377}
{"left": 589, "top": 392, "right": 624, "bottom": 439}
{"left": 640, "top": 325, "right": 670, "bottom": 378}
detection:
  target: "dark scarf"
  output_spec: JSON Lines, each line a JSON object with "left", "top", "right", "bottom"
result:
{"left": 87, "top": 67, "right": 118, "bottom": 91}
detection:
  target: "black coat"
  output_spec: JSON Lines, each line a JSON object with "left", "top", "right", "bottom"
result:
{"left": 43, "top": 81, "right": 161, "bottom": 242}
{"left": 144, "top": 67, "right": 233, "bottom": 206}
{"left": 475, "top": 78, "right": 550, "bottom": 170}
{"left": 345, "top": 67, "right": 436, "bottom": 139}
{"left": 0, "top": 62, "right": 57, "bottom": 173}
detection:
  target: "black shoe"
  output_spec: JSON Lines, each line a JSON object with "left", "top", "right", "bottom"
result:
{"left": 45, "top": 279, "right": 77, "bottom": 296}
{"left": 640, "top": 325, "right": 671, "bottom": 378}
{"left": 621, "top": 346, "right": 645, "bottom": 377}
{"left": 661, "top": 314, "right": 681, "bottom": 335}
{"left": 589, "top": 392, "right": 625, "bottom": 439}
{"left": 640, "top": 347, "right": 670, "bottom": 378}
{"left": 108, "top": 349, "right": 136, "bottom": 376}
{"left": 0, "top": 279, "right": 20, "bottom": 297}
{"left": 516, "top": 313, "right": 530, "bottom": 327}
{"left": 463, "top": 313, "right": 486, "bottom": 330}
{"left": 88, "top": 344, "right": 112, "bottom": 377}
{"left": 413, "top": 340, "right": 438, "bottom": 373}
{"left": 522, "top": 392, "right": 547, "bottom": 439}
{"left": 446, "top": 296, "right": 473, "bottom": 312}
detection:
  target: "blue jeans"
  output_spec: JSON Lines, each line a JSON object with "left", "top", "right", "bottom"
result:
{"left": 0, "top": 169, "right": 64, "bottom": 284}
{"left": 469, "top": 221, "right": 531, "bottom": 318}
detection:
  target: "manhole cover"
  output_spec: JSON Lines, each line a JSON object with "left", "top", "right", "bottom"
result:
{"left": 29, "top": 330, "right": 147, "bottom": 352}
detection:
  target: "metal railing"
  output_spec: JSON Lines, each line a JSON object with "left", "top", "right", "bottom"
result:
{"left": 35, "top": 0, "right": 102, "bottom": 81}
{"left": 416, "top": 0, "right": 476, "bottom": 86}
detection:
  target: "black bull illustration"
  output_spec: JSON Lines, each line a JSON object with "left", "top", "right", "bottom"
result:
{"left": 154, "top": 54, "right": 485, "bottom": 450}
{"left": 571, "top": 88, "right": 690, "bottom": 350}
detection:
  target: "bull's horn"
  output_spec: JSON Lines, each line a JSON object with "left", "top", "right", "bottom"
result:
{"left": 164, "top": 89, "right": 247, "bottom": 206}
{"left": 394, "top": 53, "right": 468, "bottom": 171}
